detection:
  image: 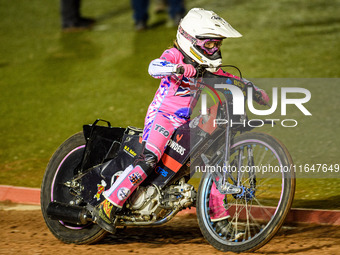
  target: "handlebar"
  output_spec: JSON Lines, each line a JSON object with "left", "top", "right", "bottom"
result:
{"left": 175, "top": 65, "right": 270, "bottom": 108}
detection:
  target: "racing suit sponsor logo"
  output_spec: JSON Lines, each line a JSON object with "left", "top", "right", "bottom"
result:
{"left": 155, "top": 166, "right": 168, "bottom": 177}
{"left": 167, "top": 139, "right": 186, "bottom": 155}
{"left": 154, "top": 124, "right": 170, "bottom": 137}
{"left": 176, "top": 134, "right": 183, "bottom": 142}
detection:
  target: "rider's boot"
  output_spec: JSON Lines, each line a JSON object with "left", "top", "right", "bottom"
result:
{"left": 102, "top": 147, "right": 157, "bottom": 208}
{"left": 95, "top": 146, "right": 156, "bottom": 233}
{"left": 92, "top": 199, "right": 117, "bottom": 234}
{"left": 103, "top": 164, "right": 148, "bottom": 208}
{"left": 209, "top": 181, "right": 244, "bottom": 240}
{"left": 209, "top": 181, "right": 230, "bottom": 222}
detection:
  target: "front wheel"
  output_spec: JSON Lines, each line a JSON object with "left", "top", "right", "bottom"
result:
{"left": 197, "top": 132, "right": 295, "bottom": 253}
{"left": 41, "top": 132, "right": 107, "bottom": 244}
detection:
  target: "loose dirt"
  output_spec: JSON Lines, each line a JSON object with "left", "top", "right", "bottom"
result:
{"left": 0, "top": 205, "right": 339, "bottom": 255}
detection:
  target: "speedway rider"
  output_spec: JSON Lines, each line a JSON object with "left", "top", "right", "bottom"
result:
{"left": 92, "top": 8, "right": 269, "bottom": 238}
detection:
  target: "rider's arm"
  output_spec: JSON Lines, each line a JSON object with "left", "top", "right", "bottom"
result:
{"left": 148, "top": 48, "right": 196, "bottom": 78}
{"left": 148, "top": 59, "right": 178, "bottom": 79}
{"left": 148, "top": 48, "right": 180, "bottom": 78}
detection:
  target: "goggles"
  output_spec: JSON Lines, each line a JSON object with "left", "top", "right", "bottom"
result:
{"left": 178, "top": 26, "right": 223, "bottom": 55}
{"left": 196, "top": 39, "right": 222, "bottom": 55}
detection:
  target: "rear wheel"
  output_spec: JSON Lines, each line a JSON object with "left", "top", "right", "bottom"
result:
{"left": 197, "top": 132, "right": 295, "bottom": 252}
{"left": 41, "top": 132, "right": 107, "bottom": 244}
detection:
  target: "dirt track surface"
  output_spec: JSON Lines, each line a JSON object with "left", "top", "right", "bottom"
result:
{"left": 0, "top": 206, "right": 340, "bottom": 255}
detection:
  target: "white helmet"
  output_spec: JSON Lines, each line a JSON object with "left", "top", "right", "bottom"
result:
{"left": 176, "top": 8, "right": 242, "bottom": 70}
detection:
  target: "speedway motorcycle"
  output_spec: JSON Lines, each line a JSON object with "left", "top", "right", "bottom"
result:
{"left": 41, "top": 67, "right": 295, "bottom": 253}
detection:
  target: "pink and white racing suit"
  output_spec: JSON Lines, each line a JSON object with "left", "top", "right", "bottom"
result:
{"left": 103, "top": 47, "right": 242, "bottom": 221}
{"left": 143, "top": 48, "right": 243, "bottom": 158}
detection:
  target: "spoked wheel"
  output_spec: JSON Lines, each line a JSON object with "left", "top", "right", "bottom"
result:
{"left": 197, "top": 132, "right": 295, "bottom": 253}
{"left": 41, "top": 132, "right": 107, "bottom": 244}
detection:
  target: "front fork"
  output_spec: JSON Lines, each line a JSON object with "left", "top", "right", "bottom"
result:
{"left": 209, "top": 128, "right": 256, "bottom": 195}
{"left": 206, "top": 124, "right": 242, "bottom": 195}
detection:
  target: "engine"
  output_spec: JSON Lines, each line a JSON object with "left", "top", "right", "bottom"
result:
{"left": 125, "top": 178, "right": 196, "bottom": 222}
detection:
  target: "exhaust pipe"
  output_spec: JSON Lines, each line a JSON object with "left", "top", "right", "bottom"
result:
{"left": 46, "top": 201, "right": 92, "bottom": 225}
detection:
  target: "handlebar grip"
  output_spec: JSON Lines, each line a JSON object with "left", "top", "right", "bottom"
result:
{"left": 176, "top": 65, "right": 185, "bottom": 74}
